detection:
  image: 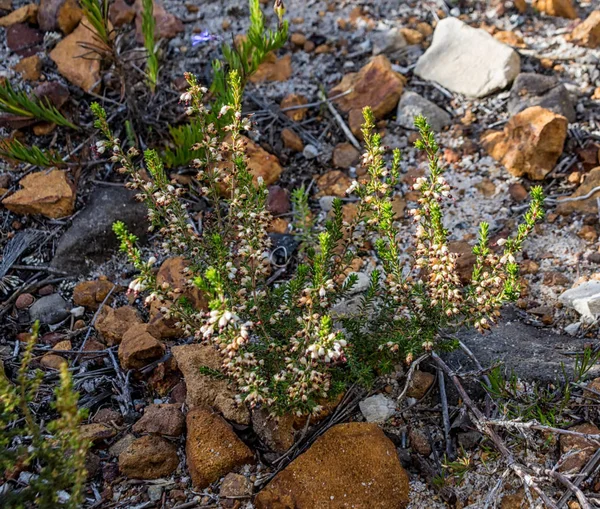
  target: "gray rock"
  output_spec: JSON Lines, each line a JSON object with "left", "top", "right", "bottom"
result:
{"left": 51, "top": 186, "right": 148, "bottom": 275}
{"left": 415, "top": 17, "right": 520, "bottom": 98}
{"left": 303, "top": 144, "right": 319, "bottom": 159}
{"left": 508, "top": 73, "right": 576, "bottom": 123}
{"left": 559, "top": 281, "right": 600, "bottom": 322}
{"left": 345, "top": 272, "right": 371, "bottom": 295}
{"left": 564, "top": 322, "right": 581, "bottom": 336}
{"left": 397, "top": 91, "right": 451, "bottom": 132}
{"left": 371, "top": 27, "right": 407, "bottom": 56}
{"left": 359, "top": 394, "right": 396, "bottom": 423}
{"left": 29, "top": 293, "right": 70, "bottom": 324}
{"left": 147, "top": 486, "right": 163, "bottom": 502}
{"left": 319, "top": 196, "right": 335, "bottom": 212}
{"left": 450, "top": 308, "right": 600, "bottom": 385}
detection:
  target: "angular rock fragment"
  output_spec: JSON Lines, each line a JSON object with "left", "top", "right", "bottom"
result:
{"left": 415, "top": 17, "right": 520, "bottom": 97}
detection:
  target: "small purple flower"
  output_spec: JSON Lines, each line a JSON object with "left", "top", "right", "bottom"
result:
{"left": 192, "top": 31, "right": 221, "bottom": 46}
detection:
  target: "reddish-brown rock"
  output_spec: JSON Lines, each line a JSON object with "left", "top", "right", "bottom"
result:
{"left": 267, "top": 185, "right": 291, "bottom": 215}
{"left": 38, "top": 0, "right": 82, "bottom": 34}
{"left": 252, "top": 407, "right": 296, "bottom": 453}
{"left": 329, "top": 55, "right": 406, "bottom": 119}
{"left": 50, "top": 19, "right": 102, "bottom": 92}
{"left": 406, "top": 370, "right": 435, "bottom": 399}
{"left": 15, "top": 293, "right": 34, "bottom": 309}
{"left": 217, "top": 135, "right": 283, "bottom": 191}
{"left": 134, "top": 0, "right": 183, "bottom": 42}
{"left": 132, "top": 403, "right": 185, "bottom": 437}
{"left": 533, "top": 0, "right": 577, "bottom": 19}
{"left": 79, "top": 422, "right": 117, "bottom": 444}
{"left": 557, "top": 167, "right": 600, "bottom": 215}
{"left": 73, "top": 279, "right": 115, "bottom": 310}
{"left": 569, "top": 11, "right": 600, "bottom": 48}
{"left": 332, "top": 142, "right": 360, "bottom": 169}
{"left": 280, "top": 93, "right": 308, "bottom": 122}
{"left": 220, "top": 473, "right": 253, "bottom": 509}
{"left": 281, "top": 127, "right": 304, "bottom": 152}
{"left": 250, "top": 53, "right": 292, "bottom": 83}
{"left": 481, "top": 106, "right": 567, "bottom": 180}
{"left": 13, "top": 54, "right": 42, "bottom": 81}
{"left": 172, "top": 343, "right": 250, "bottom": 424}
{"left": 186, "top": 408, "right": 254, "bottom": 488}
{"left": 255, "top": 423, "right": 410, "bottom": 509}
{"left": 155, "top": 256, "right": 206, "bottom": 309}
{"left": 95, "top": 305, "right": 142, "bottom": 346}
{"left": 315, "top": 170, "right": 352, "bottom": 197}
{"left": 119, "top": 435, "right": 179, "bottom": 479}
{"left": 559, "top": 423, "right": 600, "bottom": 472}
{"left": 118, "top": 324, "right": 164, "bottom": 370}
{"left": 0, "top": 4, "right": 37, "bottom": 26}
{"left": 2, "top": 170, "right": 75, "bottom": 218}
{"left": 109, "top": 0, "right": 136, "bottom": 26}
{"left": 6, "top": 23, "right": 43, "bottom": 57}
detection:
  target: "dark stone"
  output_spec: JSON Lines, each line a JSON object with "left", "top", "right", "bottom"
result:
{"left": 29, "top": 293, "right": 70, "bottom": 324}
{"left": 51, "top": 186, "right": 148, "bottom": 275}
{"left": 6, "top": 23, "right": 43, "bottom": 57}
{"left": 449, "top": 307, "right": 600, "bottom": 385}
{"left": 588, "top": 252, "right": 600, "bottom": 264}
{"left": 34, "top": 82, "right": 70, "bottom": 109}
{"left": 507, "top": 73, "right": 576, "bottom": 123}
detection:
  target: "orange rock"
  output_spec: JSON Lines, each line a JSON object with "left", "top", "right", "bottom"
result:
{"left": 494, "top": 30, "right": 526, "bottom": 47}
{"left": 2, "top": 169, "right": 75, "bottom": 218}
{"left": 255, "top": 423, "right": 410, "bottom": 509}
{"left": 557, "top": 167, "right": 600, "bottom": 215}
{"left": 268, "top": 217, "right": 289, "bottom": 234}
{"left": 290, "top": 32, "right": 306, "bottom": 47}
{"left": 134, "top": 0, "right": 183, "bottom": 41}
{"left": 533, "top": 0, "right": 577, "bottom": 19}
{"left": 0, "top": 4, "right": 38, "bottom": 27}
{"left": 569, "top": 11, "right": 600, "bottom": 48}
{"left": 329, "top": 55, "right": 406, "bottom": 119}
{"left": 514, "top": 0, "right": 527, "bottom": 12}
{"left": 119, "top": 435, "right": 178, "bottom": 479}
{"left": 332, "top": 142, "right": 360, "bottom": 169}
{"left": 281, "top": 127, "right": 304, "bottom": 152}
{"left": 49, "top": 19, "right": 102, "bottom": 92}
{"left": 13, "top": 54, "right": 41, "bottom": 81}
{"left": 186, "top": 408, "right": 254, "bottom": 488}
{"left": 593, "top": 87, "right": 600, "bottom": 101}
{"left": 172, "top": 343, "right": 250, "bottom": 424}
{"left": 40, "top": 338, "right": 72, "bottom": 369}
{"left": 280, "top": 93, "right": 308, "bottom": 122}
{"left": 32, "top": 122, "right": 56, "bottom": 136}
{"left": 560, "top": 423, "right": 600, "bottom": 472}
{"left": 95, "top": 305, "right": 142, "bottom": 346}
{"left": 400, "top": 27, "right": 424, "bottom": 45}
{"left": 217, "top": 135, "right": 283, "bottom": 190}
{"left": 250, "top": 53, "right": 292, "bottom": 83}
{"left": 109, "top": 0, "right": 136, "bottom": 26}
{"left": 73, "top": 279, "right": 116, "bottom": 310}
{"left": 156, "top": 257, "right": 205, "bottom": 309}
{"left": 38, "top": 0, "right": 82, "bottom": 34}
{"left": 481, "top": 106, "right": 567, "bottom": 180}
{"left": 315, "top": 170, "right": 351, "bottom": 197}
{"left": 80, "top": 422, "right": 117, "bottom": 443}
{"left": 416, "top": 21, "right": 433, "bottom": 37}
{"left": 118, "top": 324, "right": 164, "bottom": 370}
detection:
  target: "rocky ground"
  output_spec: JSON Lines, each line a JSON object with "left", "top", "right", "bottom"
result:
{"left": 2, "top": 0, "right": 600, "bottom": 507}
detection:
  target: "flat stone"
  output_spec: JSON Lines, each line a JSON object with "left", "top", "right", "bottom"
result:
{"left": 0, "top": 4, "right": 38, "bottom": 26}
{"left": 533, "top": 0, "right": 577, "bottom": 19}
{"left": 29, "top": 293, "right": 70, "bottom": 324}
{"left": 6, "top": 23, "right": 43, "bottom": 56}
{"left": 415, "top": 17, "right": 520, "bottom": 98}
{"left": 557, "top": 167, "right": 600, "bottom": 216}
{"left": 396, "top": 91, "right": 451, "bottom": 132}
{"left": 49, "top": 18, "right": 101, "bottom": 92}
{"left": 329, "top": 54, "right": 406, "bottom": 119}
{"left": 255, "top": 423, "right": 410, "bottom": 509}
{"left": 132, "top": 403, "right": 185, "bottom": 437}
{"left": 371, "top": 26, "right": 407, "bottom": 56}
{"left": 508, "top": 73, "right": 575, "bottom": 123}
{"left": 172, "top": 344, "right": 250, "bottom": 424}
{"left": 51, "top": 186, "right": 148, "bottom": 275}
{"left": 359, "top": 394, "right": 396, "bottom": 423}
{"left": 118, "top": 324, "right": 165, "bottom": 371}
{"left": 450, "top": 308, "right": 600, "bottom": 385}
{"left": 559, "top": 281, "right": 600, "bottom": 322}
{"left": 2, "top": 170, "right": 75, "bottom": 218}
{"left": 95, "top": 305, "right": 143, "bottom": 346}
{"left": 569, "top": 10, "right": 600, "bottom": 48}
{"left": 186, "top": 408, "right": 254, "bottom": 488}
{"left": 119, "top": 435, "right": 179, "bottom": 479}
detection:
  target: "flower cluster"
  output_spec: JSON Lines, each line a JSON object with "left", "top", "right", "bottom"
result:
{"left": 92, "top": 78, "right": 543, "bottom": 417}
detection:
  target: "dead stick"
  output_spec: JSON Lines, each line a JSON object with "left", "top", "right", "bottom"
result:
{"left": 438, "top": 367, "right": 453, "bottom": 458}
{"left": 318, "top": 90, "right": 361, "bottom": 150}
{"left": 432, "top": 353, "right": 559, "bottom": 509}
